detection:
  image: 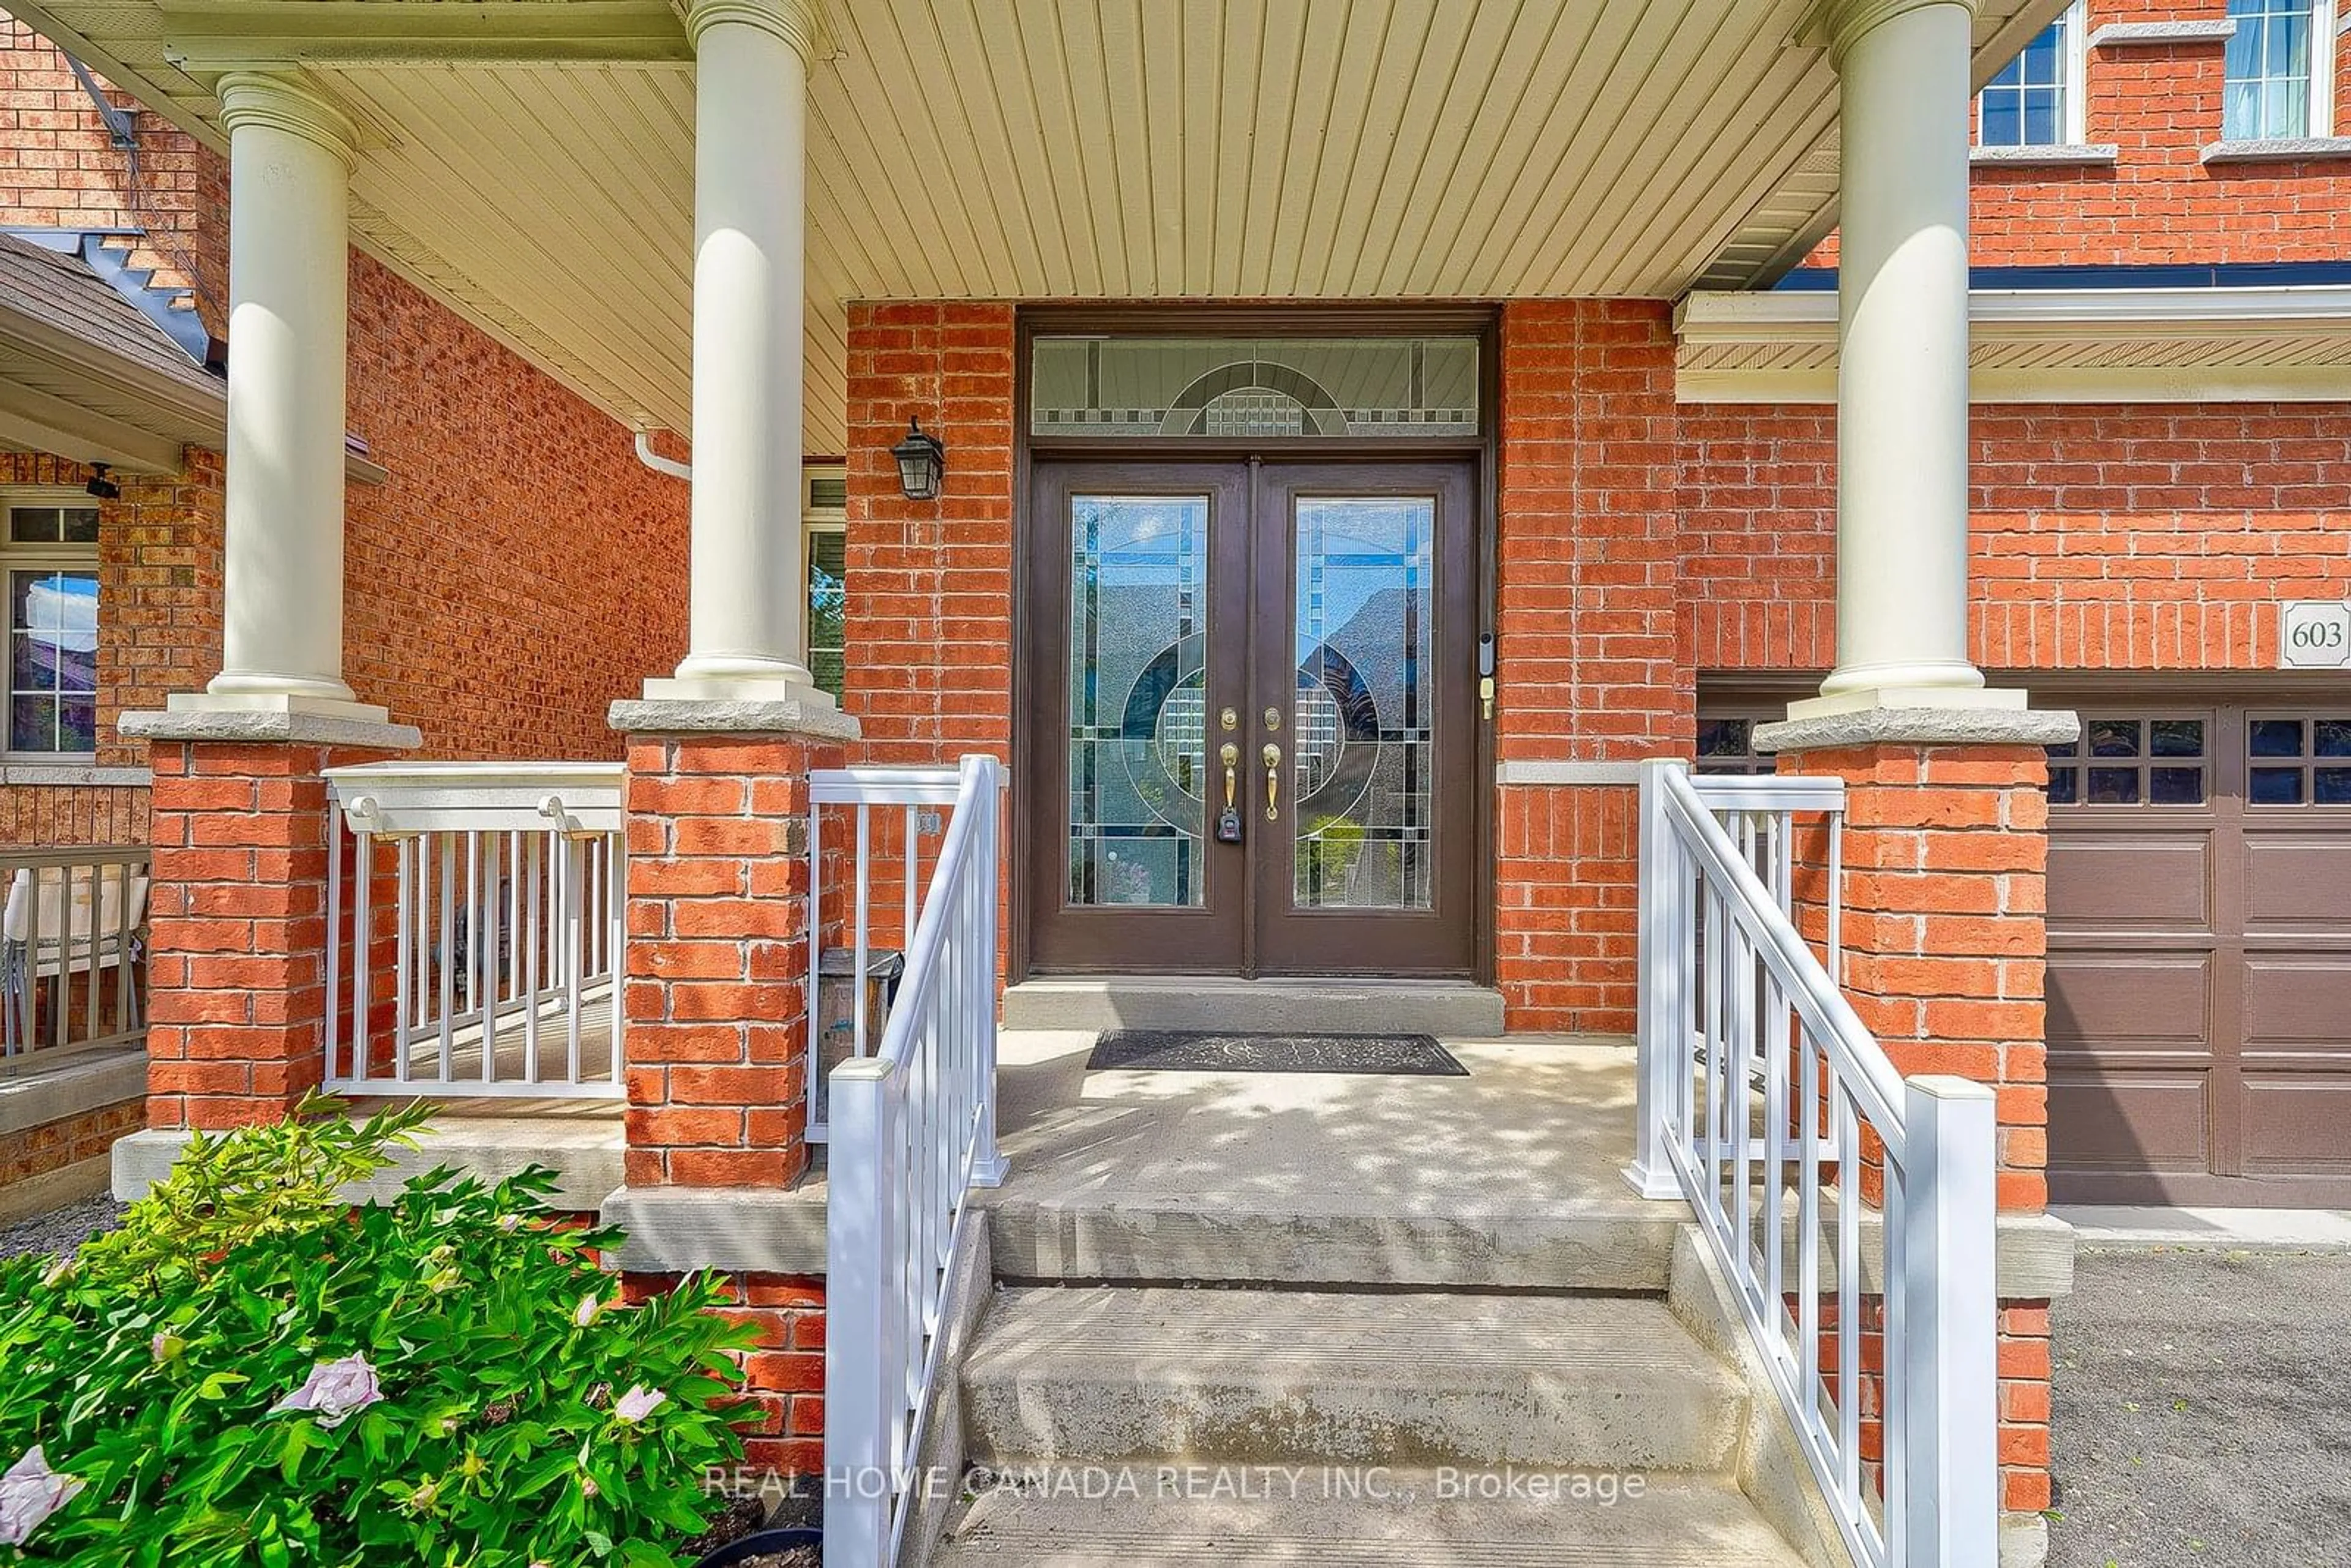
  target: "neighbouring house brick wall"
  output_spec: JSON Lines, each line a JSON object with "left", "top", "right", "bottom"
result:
{"left": 0, "top": 449, "right": 217, "bottom": 846}
{"left": 1810, "top": 1, "right": 2351, "bottom": 272}
{"left": 1679, "top": 402, "right": 2351, "bottom": 675}
{"left": 0, "top": 18, "right": 692, "bottom": 801}
{"left": 0, "top": 1096, "right": 143, "bottom": 1190}
{"left": 0, "top": 13, "right": 220, "bottom": 329}
{"left": 0, "top": 15, "right": 689, "bottom": 1200}
{"left": 1494, "top": 300, "right": 1692, "bottom": 1035}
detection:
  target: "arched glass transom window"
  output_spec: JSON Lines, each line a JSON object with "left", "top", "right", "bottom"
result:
{"left": 1030, "top": 336, "right": 1480, "bottom": 439}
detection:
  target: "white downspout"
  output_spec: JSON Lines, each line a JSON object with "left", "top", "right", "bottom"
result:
{"left": 634, "top": 429, "right": 691, "bottom": 482}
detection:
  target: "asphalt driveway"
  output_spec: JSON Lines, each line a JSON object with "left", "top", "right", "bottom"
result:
{"left": 2051, "top": 1247, "right": 2351, "bottom": 1567}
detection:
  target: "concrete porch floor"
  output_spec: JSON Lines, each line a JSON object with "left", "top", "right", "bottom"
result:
{"left": 980, "top": 1030, "right": 1693, "bottom": 1291}
{"left": 116, "top": 1030, "right": 1695, "bottom": 1288}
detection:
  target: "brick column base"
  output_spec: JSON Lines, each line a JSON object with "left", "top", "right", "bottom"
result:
{"left": 133, "top": 719, "right": 418, "bottom": 1130}
{"left": 1760, "top": 705, "right": 2080, "bottom": 1536}
{"left": 623, "top": 1270, "right": 827, "bottom": 1478}
{"left": 618, "top": 713, "right": 853, "bottom": 1189}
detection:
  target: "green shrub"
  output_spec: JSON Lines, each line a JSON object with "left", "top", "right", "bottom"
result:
{"left": 0, "top": 1099, "right": 755, "bottom": 1567}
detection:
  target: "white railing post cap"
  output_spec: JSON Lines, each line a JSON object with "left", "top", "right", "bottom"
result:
{"left": 1906, "top": 1074, "right": 1998, "bottom": 1105}
{"left": 831, "top": 1054, "right": 899, "bottom": 1087}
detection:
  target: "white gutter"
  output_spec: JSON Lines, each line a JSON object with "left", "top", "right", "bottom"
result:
{"left": 634, "top": 428, "right": 690, "bottom": 481}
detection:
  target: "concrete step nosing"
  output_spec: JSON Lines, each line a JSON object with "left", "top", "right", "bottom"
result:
{"left": 1000, "top": 976, "right": 1507, "bottom": 1037}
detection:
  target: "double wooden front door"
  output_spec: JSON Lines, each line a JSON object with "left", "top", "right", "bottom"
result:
{"left": 1024, "top": 459, "right": 1477, "bottom": 977}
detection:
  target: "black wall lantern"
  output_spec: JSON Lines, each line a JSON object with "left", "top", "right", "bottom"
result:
{"left": 890, "top": 416, "right": 945, "bottom": 501}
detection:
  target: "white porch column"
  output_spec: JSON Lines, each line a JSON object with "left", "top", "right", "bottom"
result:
{"left": 647, "top": 0, "right": 828, "bottom": 703}
{"left": 1795, "top": 0, "right": 2020, "bottom": 718}
{"left": 182, "top": 72, "right": 383, "bottom": 722}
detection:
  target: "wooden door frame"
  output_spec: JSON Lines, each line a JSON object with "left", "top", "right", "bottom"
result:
{"left": 1009, "top": 303, "right": 1499, "bottom": 983}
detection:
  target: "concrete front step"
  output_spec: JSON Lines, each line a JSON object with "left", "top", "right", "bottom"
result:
{"left": 961, "top": 1286, "right": 1747, "bottom": 1474}
{"left": 999, "top": 975, "right": 1507, "bottom": 1037}
{"left": 983, "top": 1191, "right": 1685, "bottom": 1292}
{"left": 935, "top": 1470, "right": 1807, "bottom": 1566}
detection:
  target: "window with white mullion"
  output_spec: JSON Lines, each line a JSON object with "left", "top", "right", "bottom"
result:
{"left": 2224, "top": 0, "right": 2341, "bottom": 140}
{"left": 0, "top": 495, "right": 102, "bottom": 759}
{"left": 803, "top": 464, "right": 848, "bottom": 701}
{"left": 1978, "top": 3, "right": 2088, "bottom": 148}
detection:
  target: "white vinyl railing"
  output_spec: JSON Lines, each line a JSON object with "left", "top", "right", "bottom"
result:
{"left": 1629, "top": 760, "right": 1997, "bottom": 1568}
{"left": 825, "top": 755, "right": 1009, "bottom": 1568}
{"left": 804, "top": 763, "right": 995, "bottom": 1144}
{"left": 1690, "top": 772, "right": 1845, "bottom": 978}
{"left": 321, "top": 762, "right": 624, "bottom": 1098}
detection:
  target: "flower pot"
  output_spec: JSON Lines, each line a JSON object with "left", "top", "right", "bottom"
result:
{"left": 692, "top": 1526, "right": 823, "bottom": 1568}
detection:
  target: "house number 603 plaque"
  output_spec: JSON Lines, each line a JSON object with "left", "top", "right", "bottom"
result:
{"left": 2279, "top": 601, "right": 2351, "bottom": 670}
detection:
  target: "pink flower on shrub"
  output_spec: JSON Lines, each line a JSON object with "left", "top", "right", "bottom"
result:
{"left": 612, "top": 1386, "right": 667, "bottom": 1424}
{"left": 0, "top": 1446, "right": 85, "bottom": 1547}
{"left": 269, "top": 1354, "right": 385, "bottom": 1429}
{"left": 574, "top": 1292, "right": 606, "bottom": 1328}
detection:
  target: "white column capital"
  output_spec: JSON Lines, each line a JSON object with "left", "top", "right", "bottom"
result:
{"left": 682, "top": 0, "right": 827, "bottom": 63}
{"left": 1800, "top": 0, "right": 1980, "bottom": 66}
{"left": 216, "top": 71, "right": 360, "bottom": 173}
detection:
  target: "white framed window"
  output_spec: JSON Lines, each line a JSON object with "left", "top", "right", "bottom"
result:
{"left": 1978, "top": 2, "right": 2089, "bottom": 148}
{"left": 803, "top": 464, "right": 847, "bottom": 700}
{"left": 0, "top": 492, "right": 101, "bottom": 759}
{"left": 2224, "top": 0, "right": 2340, "bottom": 140}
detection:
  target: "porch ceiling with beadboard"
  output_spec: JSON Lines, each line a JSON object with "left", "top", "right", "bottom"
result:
{"left": 11, "top": 0, "right": 2065, "bottom": 457}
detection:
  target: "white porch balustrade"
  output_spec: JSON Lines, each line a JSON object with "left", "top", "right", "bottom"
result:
{"left": 824, "top": 754, "right": 1009, "bottom": 1568}
{"left": 321, "top": 762, "right": 624, "bottom": 1099}
{"left": 1630, "top": 760, "right": 1998, "bottom": 1568}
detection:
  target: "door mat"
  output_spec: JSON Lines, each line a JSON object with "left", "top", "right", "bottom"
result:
{"left": 1085, "top": 1029, "right": 1468, "bottom": 1077}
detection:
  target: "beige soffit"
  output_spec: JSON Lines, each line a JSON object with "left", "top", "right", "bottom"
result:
{"left": 1673, "top": 285, "right": 2351, "bottom": 403}
{"left": 12, "top": 0, "right": 2064, "bottom": 456}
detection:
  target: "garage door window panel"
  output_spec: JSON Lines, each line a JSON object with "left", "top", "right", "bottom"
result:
{"left": 2047, "top": 716, "right": 2208, "bottom": 808}
{"left": 2248, "top": 715, "right": 2351, "bottom": 808}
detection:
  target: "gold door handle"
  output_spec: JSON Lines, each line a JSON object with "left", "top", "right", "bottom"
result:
{"left": 1220, "top": 743, "right": 1239, "bottom": 811}
{"left": 1262, "top": 742, "right": 1282, "bottom": 820}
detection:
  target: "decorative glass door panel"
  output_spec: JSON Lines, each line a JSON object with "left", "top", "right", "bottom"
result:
{"left": 1291, "top": 498, "right": 1434, "bottom": 911}
{"left": 1026, "top": 464, "right": 1250, "bottom": 974}
{"left": 1026, "top": 459, "right": 1474, "bottom": 978}
{"left": 1067, "top": 495, "right": 1210, "bottom": 909}
{"left": 1252, "top": 465, "right": 1477, "bottom": 977}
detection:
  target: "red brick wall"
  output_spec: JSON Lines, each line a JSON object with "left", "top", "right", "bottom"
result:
{"left": 841, "top": 302, "right": 1016, "bottom": 768}
{"left": 623, "top": 1270, "right": 827, "bottom": 1479}
{"left": 1681, "top": 402, "right": 2351, "bottom": 675}
{"left": 1494, "top": 301, "right": 1692, "bottom": 1033}
{"left": 0, "top": 1097, "right": 143, "bottom": 1190}
{"left": 143, "top": 741, "right": 342, "bottom": 1131}
{"left": 340, "top": 252, "right": 690, "bottom": 759}
{"left": 621, "top": 733, "right": 841, "bottom": 1189}
{"left": 1812, "top": 0, "right": 2351, "bottom": 271}
{"left": 0, "top": 13, "right": 219, "bottom": 325}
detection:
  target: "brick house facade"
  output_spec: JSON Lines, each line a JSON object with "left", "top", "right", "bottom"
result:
{"left": 0, "top": 0, "right": 2344, "bottom": 1559}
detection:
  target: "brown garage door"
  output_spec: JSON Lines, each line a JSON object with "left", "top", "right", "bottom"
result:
{"left": 2045, "top": 702, "right": 2351, "bottom": 1207}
